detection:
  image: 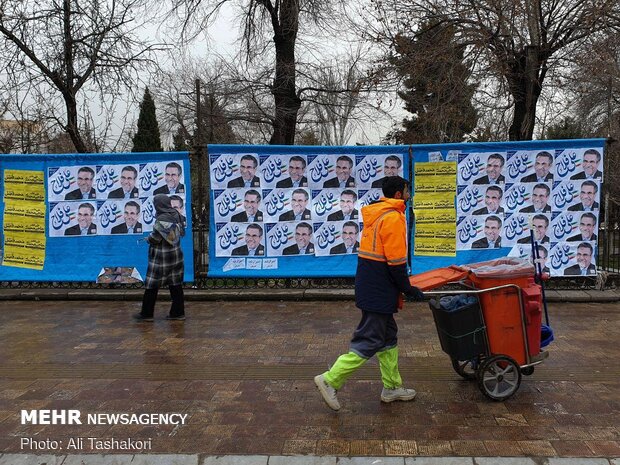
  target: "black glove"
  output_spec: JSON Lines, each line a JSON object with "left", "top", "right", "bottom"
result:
{"left": 405, "top": 286, "right": 425, "bottom": 302}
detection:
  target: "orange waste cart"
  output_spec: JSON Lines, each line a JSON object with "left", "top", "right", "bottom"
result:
{"left": 410, "top": 258, "right": 550, "bottom": 401}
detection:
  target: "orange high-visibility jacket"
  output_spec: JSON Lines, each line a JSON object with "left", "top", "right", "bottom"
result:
{"left": 355, "top": 197, "right": 413, "bottom": 313}
{"left": 358, "top": 197, "right": 408, "bottom": 266}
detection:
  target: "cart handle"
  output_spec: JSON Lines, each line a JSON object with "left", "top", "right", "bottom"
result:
{"left": 423, "top": 283, "right": 522, "bottom": 297}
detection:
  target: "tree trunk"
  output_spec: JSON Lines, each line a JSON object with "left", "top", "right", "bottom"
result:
{"left": 508, "top": 46, "right": 544, "bottom": 141}
{"left": 268, "top": 1, "right": 301, "bottom": 145}
{"left": 62, "top": 0, "right": 87, "bottom": 153}
{"left": 64, "top": 92, "right": 88, "bottom": 153}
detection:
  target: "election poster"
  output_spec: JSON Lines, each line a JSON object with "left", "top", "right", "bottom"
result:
{"left": 0, "top": 152, "right": 193, "bottom": 282}
{"left": 2, "top": 170, "right": 46, "bottom": 270}
{"left": 207, "top": 142, "right": 604, "bottom": 277}
{"left": 207, "top": 145, "right": 411, "bottom": 276}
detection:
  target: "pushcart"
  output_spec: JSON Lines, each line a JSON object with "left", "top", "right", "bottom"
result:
{"left": 410, "top": 259, "right": 553, "bottom": 401}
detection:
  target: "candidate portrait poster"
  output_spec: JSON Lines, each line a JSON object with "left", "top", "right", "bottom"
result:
{"left": 0, "top": 151, "right": 193, "bottom": 282}
{"left": 207, "top": 142, "right": 603, "bottom": 278}
{"left": 207, "top": 145, "right": 412, "bottom": 277}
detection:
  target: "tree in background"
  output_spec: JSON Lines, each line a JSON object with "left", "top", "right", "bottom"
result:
{"left": 366, "top": 0, "right": 620, "bottom": 141}
{"left": 543, "top": 117, "right": 584, "bottom": 140}
{"left": 166, "top": 0, "right": 364, "bottom": 145}
{"left": 0, "top": 0, "right": 162, "bottom": 152}
{"left": 153, "top": 61, "right": 237, "bottom": 147}
{"left": 389, "top": 23, "right": 477, "bottom": 144}
{"left": 132, "top": 88, "right": 163, "bottom": 152}
{"left": 571, "top": 32, "right": 620, "bottom": 139}
{"left": 172, "top": 127, "right": 190, "bottom": 151}
{"left": 198, "top": 93, "right": 237, "bottom": 145}
{"left": 569, "top": 31, "right": 620, "bottom": 200}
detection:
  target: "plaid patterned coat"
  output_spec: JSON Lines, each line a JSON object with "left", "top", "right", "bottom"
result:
{"left": 144, "top": 221, "right": 184, "bottom": 289}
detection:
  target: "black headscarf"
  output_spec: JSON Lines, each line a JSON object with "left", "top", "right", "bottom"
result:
{"left": 153, "top": 194, "right": 183, "bottom": 224}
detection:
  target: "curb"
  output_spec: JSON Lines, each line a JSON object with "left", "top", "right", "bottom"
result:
{"left": 0, "top": 455, "right": 618, "bottom": 465}
{"left": 1, "top": 288, "right": 619, "bottom": 302}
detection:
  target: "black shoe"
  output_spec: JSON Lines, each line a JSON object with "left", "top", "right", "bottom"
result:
{"left": 133, "top": 312, "right": 154, "bottom": 322}
{"left": 165, "top": 314, "right": 186, "bottom": 321}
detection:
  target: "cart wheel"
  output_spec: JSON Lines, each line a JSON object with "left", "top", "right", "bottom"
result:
{"left": 477, "top": 355, "right": 521, "bottom": 401}
{"left": 521, "top": 366, "right": 535, "bottom": 376}
{"left": 451, "top": 358, "right": 478, "bottom": 380}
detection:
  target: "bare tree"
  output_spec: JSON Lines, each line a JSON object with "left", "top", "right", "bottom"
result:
{"left": 166, "top": 0, "right": 349, "bottom": 145}
{"left": 363, "top": 0, "right": 620, "bottom": 140}
{"left": 297, "top": 55, "right": 366, "bottom": 146}
{"left": 0, "top": 0, "right": 164, "bottom": 152}
{"left": 152, "top": 57, "right": 240, "bottom": 147}
{"left": 568, "top": 31, "right": 620, "bottom": 198}
{"left": 571, "top": 32, "right": 620, "bottom": 138}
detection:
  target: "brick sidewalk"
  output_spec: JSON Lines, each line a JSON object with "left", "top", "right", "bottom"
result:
{"left": 0, "top": 299, "right": 619, "bottom": 458}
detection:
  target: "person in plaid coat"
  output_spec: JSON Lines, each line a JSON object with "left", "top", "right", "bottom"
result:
{"left": 134, "top": 194, "right": 186, "bottom": 321}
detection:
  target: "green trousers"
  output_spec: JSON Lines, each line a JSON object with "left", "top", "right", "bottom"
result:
{"left": 323, "top": 346, "right": 403, "bottom": 390}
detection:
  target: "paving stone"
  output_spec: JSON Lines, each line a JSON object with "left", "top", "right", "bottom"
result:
{"left": 268, "top": 456, "right": 337, "bottom": 465}
{"left": 517, "top": 440, "right": 557, "bottom": 456}
{"left": 336, "top": 458, "right": 404, "bottom": 465}
{"left": 415, "top": 440, "right": 453, "bottom": 456}
{"left": 202, "top": 456, "right": 268, "bottom": 465}
{"left": 128, "top": 454, "right": 200, "bottom": 464}
{"left": 316, "top": 440, "right": 350, "bottom": 456}
{"left": 0, "top": 300, "right": 618, "bottom": 460}
{"left": 62, "top": 455, "right": 135, "bottom": 465}
{"left": 585, "top": 290, "right": 620, "bottom": 302}
{"left": 585, "top": 441, "right": 620, "bottom": 456}
{"left": 404, "top": 458, "right": 472, "bottom": 464}
{"left": 471, "top": 459, "right": 537, "bottom": 465}
{"left": 555, "top": 290, "right": 592, "bottom": 302}
{"left": 384, "top": 440, "right": 418, "bottom": 456}
{"left": 3, "top": 288, "right": 620, "bottom": 303}
{"left": 547, "top": 459, "right": 610, "bottom": 465}
{"left": 349, "top": 440, "right": 384, "bottom": 456}
{"left": 450, "top": 441, "right": 487, "bottom": 457}
{"left": 0, "top": 455, "right": 66, "bottom": 465}
{"left": 550, "top": 440, "right": 595, "bottom": 456}
{"left": 483, "top": 441, "right": 524, "bottom": 456}
{"left": 282, "top": 439, "right": 317, "bottom": 455}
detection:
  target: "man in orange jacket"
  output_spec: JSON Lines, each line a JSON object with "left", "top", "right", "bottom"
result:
{"left": 314, "top": 176, "right": 425, "bottom": 411}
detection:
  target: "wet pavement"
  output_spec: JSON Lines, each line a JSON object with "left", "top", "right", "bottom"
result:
{"left": 0, "top": 299, "right": 618, "bottom": 458}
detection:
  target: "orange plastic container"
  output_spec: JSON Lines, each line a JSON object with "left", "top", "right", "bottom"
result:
{"left": 411, "top": 259, "right": 543, "bottom": 365}
{"left": 409, "top": 265, "right": 469, "bottom": 291}
{"left": 521, "top": 285, "right": 543, "bottom": 359}
{"left": 473, "top": 278, "right": 542, "bottom": 365}
{"left": 461, "top": 258, "right": 538, "bottom": 365}
{"left": 465, "top": 258, "right": 535, "bottom": 290}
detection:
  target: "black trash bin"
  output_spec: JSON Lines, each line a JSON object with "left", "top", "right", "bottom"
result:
{"left": 430, "top": 295, "right": 487, "bottom": 360}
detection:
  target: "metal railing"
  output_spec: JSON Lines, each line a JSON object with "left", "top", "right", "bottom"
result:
{"left": 599, "top": 194, "right": 620, "bottom": 273}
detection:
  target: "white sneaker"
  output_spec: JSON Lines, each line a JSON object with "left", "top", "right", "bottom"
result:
{"left": 381, "top": 386, "right": 417, "bottom": 403}
{"left": 314, "top": 374, "right": 341, "bottom": 411}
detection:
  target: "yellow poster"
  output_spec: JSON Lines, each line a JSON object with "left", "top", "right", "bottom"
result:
{"left": 413, "top": 192, "right": 455, "bottom": 210}
{"left": 4, "top": 232, "right": 46, "bottom": 250}
{"left": 415, "top": 222, "right": 456, "bottom": 239}
{"left": 4, "top": 170, "right": 44, "bottom": 184}
{"left": 414, "top": 174, "right": 457, "bottom": 193}
{"left": 414, "top": 208, "right": 456, "bottom": 224}
{"left": 4, "top": 199, "right": 47, "bottom": 218}
{"left": 1, "top": 247, "right": 46, "bottom": 270}
{"left": 414, "top": 162, "right": 457, "bottom": 177}
{"left": 2, "top": 169, "right": 46, "bottom": 270}
{"left": 4, "top": 182, "right": 45, "bottom": 202}
{"left": 3, "top": 216, "right": 46, "bottom": 234}
{"left": 414, "top": 237, "right": 457, "bottom": 257}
